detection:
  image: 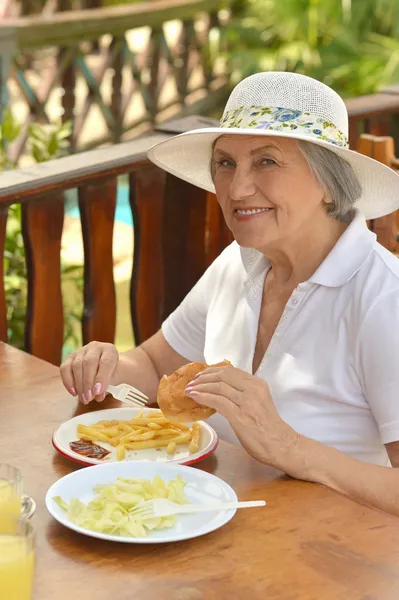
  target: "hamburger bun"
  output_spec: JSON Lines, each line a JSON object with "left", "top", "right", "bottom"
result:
{"left": 157, "top": 360, "right": 232, "bottom": 422}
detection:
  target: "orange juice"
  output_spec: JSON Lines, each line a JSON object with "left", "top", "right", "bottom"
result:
{"left": 0, "top": 480, "right": 22, "bottom": 531}
{"left": 0, "top": 534, "right": 35, "bottom": 600}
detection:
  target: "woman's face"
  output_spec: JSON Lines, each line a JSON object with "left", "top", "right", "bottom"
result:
{"left": 212, "top": 134, "right": 328, "bottom": 252}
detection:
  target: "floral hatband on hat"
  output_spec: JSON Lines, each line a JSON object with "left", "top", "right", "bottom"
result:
{"left": 221, "top": 106, "right": 348, "bottom": 148}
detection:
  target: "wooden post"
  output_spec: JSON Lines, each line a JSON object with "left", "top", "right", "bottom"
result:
{"left": 20, "top": 0, "right": 34, "bottom": 15}
{"left": 0, "top": 28, "right": 15, "bottom": 120}
{"left": 22, "top": 192, "right": 65, "bottom": 365}
{"left": 148, "top": 28, "right": 162, "bottom": 126}
{"left": 79, "top": 177, "right": 117, "bottom": 345}
{"left": 175, "top": 21, "right": 190, "bottom": 105}
{"left": 391, "top": 113, "right": 399, "bottom": 153}
{"left": 348, "top": 117, "right": 360, "bottom": 150}
{"left": 370, "top": 137, "right": 397, "bottom": 253}
{"left": 205, "top": 192, "right": 233, "bottom": 266}
{"left": 110, "top": 37, "right": 124, "bottom": 144}
{"left": 357, "top": 134, "right": 397, "bottom": 252}
{"left": 129, "top": 166, "right": 166, "bottom": 344}
{"left": 80, "top": 0, "right": 102, "bottom": 53}
{"left": 57, "top": 0, "right": 76, "bottom": 152}
{"left": 162, "top": 173, "right": 208, "bottom": 321}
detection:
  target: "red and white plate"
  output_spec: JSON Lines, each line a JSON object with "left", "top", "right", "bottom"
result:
{"left": 52, "top": 407, "right": 219, "bottom": 467}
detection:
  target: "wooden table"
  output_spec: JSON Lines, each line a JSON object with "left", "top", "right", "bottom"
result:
{"left": 2, "top": 342, "right": 399, "bottom": 600}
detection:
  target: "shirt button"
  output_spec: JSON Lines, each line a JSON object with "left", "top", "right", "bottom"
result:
{"left": 292, "top": 298, "right": 298, "bottom": 305}
{"left": 298, "top": 283, "right": 310, "bottom": 291}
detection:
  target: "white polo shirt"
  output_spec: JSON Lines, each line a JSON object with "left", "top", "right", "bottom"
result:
{"left": 162, "top": 210, "right": 399, "bottom": 466}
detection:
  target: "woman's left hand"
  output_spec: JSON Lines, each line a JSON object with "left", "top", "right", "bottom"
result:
{"left": 185, "top": 365, "right": 299, "bottom": 468}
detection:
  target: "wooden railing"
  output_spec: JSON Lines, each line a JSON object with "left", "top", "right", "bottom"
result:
{"left": 0, "top": 0, "right": 235, "bottom": 160}
{"left": 346, "top": 85, "right": 399, "bottom": 149}
{"left": 0, "top": 116, "right": 232, "bottom": 365}
{"left": 2, "top": 0, "right": 106, "bottom": 19}
{"left": 357, "top": 133, "right": 399, "bottom": 253}
{"left": 1, "top": 0, "right": 399, "bottom": 160}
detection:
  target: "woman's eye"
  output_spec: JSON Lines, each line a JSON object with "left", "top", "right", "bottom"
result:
{"left": 260, "top": 158, "right": 276, "bottom": 166}
{"left": 217, "top": 159, "right": 234, "bottom": 168}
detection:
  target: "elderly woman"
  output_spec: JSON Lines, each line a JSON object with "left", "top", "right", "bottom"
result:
{"left": 60, "top": 72, "right": 399, "bottom": 516}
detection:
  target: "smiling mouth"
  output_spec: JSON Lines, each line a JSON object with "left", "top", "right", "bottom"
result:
{"left": 234, "top": 208, "right": 273, "bottom": 216}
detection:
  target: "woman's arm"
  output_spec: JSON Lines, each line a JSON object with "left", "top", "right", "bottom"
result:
{"left": 278, "top": 430, "right": 399, "bottom": 516}
{"left": 185, "top": 366, "right": 399, "bottom": 517}
{"left": 112, "top": 331, "right": 189, "bottom": 401}
{"left": 60, "top": 330, "right": 188, "bottom": 403}
{"left": 61, "top": 243, "right": 227, "bottom": 402}
{"left": 113, "top": 244, "right": 221, "bottom": 398}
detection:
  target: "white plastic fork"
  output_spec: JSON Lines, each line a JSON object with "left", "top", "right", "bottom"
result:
{"left": 130, "top": 498, "right": 266, "bottom": 519}
{"left": 106, "top": 383, "right": 149, "bottom": 408}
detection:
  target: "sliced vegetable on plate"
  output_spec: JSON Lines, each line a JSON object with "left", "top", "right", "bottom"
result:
{"left": 45, "top": 462, "right": 237, "bottom": 543}
{"left": 53, "top": 475, "right": 188, "bottom": 538}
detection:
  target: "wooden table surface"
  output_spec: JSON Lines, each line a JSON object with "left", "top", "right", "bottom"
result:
{"left": 2, "top": 342, "right": 399, "bottom": 600}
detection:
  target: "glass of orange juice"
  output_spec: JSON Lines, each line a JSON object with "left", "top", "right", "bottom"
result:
{"left": 0, "top": 465, "right": 23, "bottom": 530}
{"left": 0, "top": 516, "right": 35, "bottom": 600}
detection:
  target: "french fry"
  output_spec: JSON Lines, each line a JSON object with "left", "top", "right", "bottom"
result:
{"left": 130, "top": 427, "right": 145, "bottom": 435}
{"left": 125, "top": 432, "right": 192, "bottom": 451}
{"left": 169, "top": 421, "right": 190, "bottom": 431}
{"left": 189, "top": 423, "right": 201, "bottom": 454}
{"left": 116, "top": 444, "right": 126, "bottom": 461}
{"left": 78, "top": 433, "right": 109, "bottom": 443}
{"left": 76, "top": 411, "right": 201, "bottom": 458}
{"left": 119, "top": 424, "right": 133, "bottom": 433}
{"left": 77, "top": 425, "right": 110, "bottom": 443}
{"left": 128, "top": 417, "right": 169, "bottom": 425}
{"left": 155, "top": 428, "right": 183, "bottom": 437}
{"left": 79, "top": 435, "right": 98, "bottom": 442}
{"left": 129, "top": 431, "right": 156, "bottom": 442}
{"left": 166, "top": 441, "right": 176, "bottom": 455}
{"left": 148, "top": 410, "right": 162, "bottom": 417}
{"left": 99, "top": 427, "right": 120, "bottom": 439}
{"left": 109, "top": 437, "right": 122, "bottom": 447}
{"left": 119, "top": 429, "right": 153, "bottom": 443}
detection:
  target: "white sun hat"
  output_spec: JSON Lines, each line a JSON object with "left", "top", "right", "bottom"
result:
{"left": 148, "top": 71, "right": 399, "bottom": 220}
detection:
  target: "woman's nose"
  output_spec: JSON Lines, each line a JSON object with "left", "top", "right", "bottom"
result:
{"left": 228, "top": 166, "right": 257, "bottom": 200}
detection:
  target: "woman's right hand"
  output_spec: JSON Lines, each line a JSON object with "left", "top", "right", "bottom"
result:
{"left": 60, "top": 341, "right": 119, "bottom": 404}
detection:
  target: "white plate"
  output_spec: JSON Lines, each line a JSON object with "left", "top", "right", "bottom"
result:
{"left": 52, "top": 407, "right": 218, "bottom": 467}
{"left": 45, "top": 462, "right": 237, "bottom": 543}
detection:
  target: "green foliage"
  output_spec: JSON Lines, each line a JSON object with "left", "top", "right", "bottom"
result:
{"left": 0, "top": 110, "right": 22, "bottom": 170}
{"left": 224, "top": 0, "right": 399, "bottom": 97}
{"left": 4, "top": 205, "right": 26, "bottom": 348}
{"left": 29, "top": 121, "right": 72, "bottom": 163}
{"left": 0, "top": 110, "right": 83, "bottom": 352}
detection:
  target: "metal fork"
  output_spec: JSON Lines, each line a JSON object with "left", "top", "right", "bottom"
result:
{"left": 106, "top": 384, "right": 149, "bottom": 408}
{"left": 129, "top": 498, "right": 266, "bottom": 519}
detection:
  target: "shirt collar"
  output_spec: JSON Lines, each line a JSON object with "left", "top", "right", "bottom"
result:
{"left": 240, "top": 209, "right": 376, "bottom": 289}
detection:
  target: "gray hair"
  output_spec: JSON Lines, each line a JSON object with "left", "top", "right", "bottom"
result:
{"left": 210, "top": 138, "right": 362, "bottom": 220}
{"left": 297, "top": 140, "right": 362, "bottom": 219}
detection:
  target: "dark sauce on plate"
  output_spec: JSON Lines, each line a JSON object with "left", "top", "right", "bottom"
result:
{"left": 70, "top": 439, "right": 111, "bottom": 460}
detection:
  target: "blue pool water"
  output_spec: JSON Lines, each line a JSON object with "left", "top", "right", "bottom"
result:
{"left": 67, "top": 184, "right": 133, "bottom": 227}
